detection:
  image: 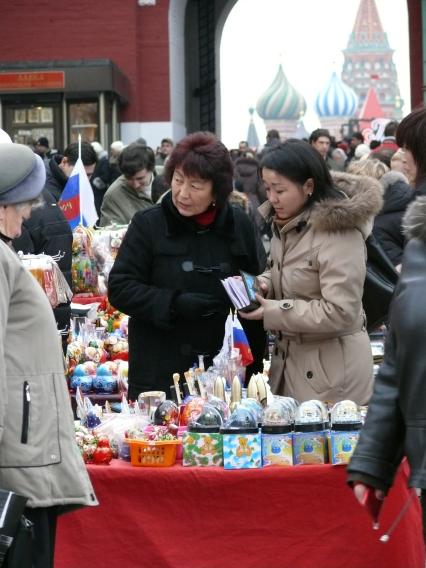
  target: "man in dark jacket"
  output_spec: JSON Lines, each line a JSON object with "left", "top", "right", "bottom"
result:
{"left": 45, "top": 142, "right": 97, "bottom": 202}
{"left": 347, "top": 193, "right": 426, "bottom": 539}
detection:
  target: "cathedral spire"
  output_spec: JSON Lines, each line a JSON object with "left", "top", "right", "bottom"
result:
{"left": 347, "top": 0, "right": 389, "bottom": 50}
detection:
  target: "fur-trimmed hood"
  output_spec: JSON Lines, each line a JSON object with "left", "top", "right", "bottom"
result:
{"left": 380, "top": 170, "right": 409, "bottom": 192}
{"left": 378, "top": 170, "right": 413, "bottom": 215}
{"left": 403, "top": 196, "right": 426, "bottom": 242}
{"left": 309, "top": 172, "right": 383, "bottom": 237}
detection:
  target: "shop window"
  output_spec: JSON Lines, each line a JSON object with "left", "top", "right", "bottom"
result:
{"left": 10, "top": 105, "right": 55, "bottom": 147}
{"left": 69, "top": 102, "right": 98, "bottom": 143}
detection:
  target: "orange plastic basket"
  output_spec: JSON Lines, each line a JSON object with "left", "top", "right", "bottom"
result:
{"left": 126, "top": 439, "right": 181, "bottom": 467}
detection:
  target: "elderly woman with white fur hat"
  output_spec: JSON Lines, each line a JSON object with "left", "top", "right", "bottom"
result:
{"left": 0, "top": 143, "right": 97, "bottom": 567}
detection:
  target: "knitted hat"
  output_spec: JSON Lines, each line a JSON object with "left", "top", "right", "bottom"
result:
{"left": 0, "top": 144, "right": 46, "bottom": 205}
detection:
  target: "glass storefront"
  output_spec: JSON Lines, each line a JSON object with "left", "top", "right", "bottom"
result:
{"left": 5, "top": 104, "right": 59, "bottom": 148}
{"left": 0, "top": 60, "right": 129, "bottom": 152}
{"left": 69, "top": 101, "right": 99, "bottom": 143}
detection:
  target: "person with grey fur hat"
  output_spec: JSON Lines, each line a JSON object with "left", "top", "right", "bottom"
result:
{"left": 0, "top": 143, "right": 97, "bottom": 567}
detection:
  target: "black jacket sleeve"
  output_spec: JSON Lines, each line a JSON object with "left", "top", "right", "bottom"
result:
{"left": 108, "top": 211, "right": 178, "bottom": 330}
{"left": 347, "top": 323, "right": 405, "bottom": 491}
{"left": 347, "top": 239, "right": 426, "bottom": 490}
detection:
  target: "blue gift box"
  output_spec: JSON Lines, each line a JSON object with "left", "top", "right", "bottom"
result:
{"left": 221, "top": 429, "right": 262, "bottom": 469}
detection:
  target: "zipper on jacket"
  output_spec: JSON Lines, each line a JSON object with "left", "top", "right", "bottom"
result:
{"left": 21, "top": 381, "right": 30, "bottom": 444}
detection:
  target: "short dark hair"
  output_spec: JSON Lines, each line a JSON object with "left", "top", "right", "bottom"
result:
{"left": 164, "top": 131, "right": 233, "bottom": 208}
{"left": 396, "top": 107, "right": 426, "bottom": 187}
{"left": 260, "top": 139, "right": 343, "bottom": 209}
{"left": 36, "top": 136, "right": 49, "bottom": 148}
{"left": 266, "top": 129, "right": 280, "bottom": 140}
{"left": 351, "top": 131, "right": 364, "bottom": 143}
{"left": 384, "top": 121, "right": 399, "bottom": 137}
{"left": 369, "top": 140, "right": 381, "bottom": 150}
{"left": 64, "top": 142, "right": 97, "bottom": 166}
{"left": 309, "top": 129, "right": 331, "bottom": 144}
{"left": 119, "top": 143, "right": 155, "bottom": 177}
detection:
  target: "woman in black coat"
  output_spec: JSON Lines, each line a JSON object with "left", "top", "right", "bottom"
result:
{"left": 373, "top": 170, "right": 414, "bottom": 268}
{"left": 347, "top": 107, "right": 426, "bottom": 542}
{"left": 108, "top": 132, "right": 267, "bottom": 400}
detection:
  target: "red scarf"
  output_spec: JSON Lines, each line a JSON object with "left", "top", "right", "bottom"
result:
{"left": 193, "top": 207, "right": 217, "bottom": 226}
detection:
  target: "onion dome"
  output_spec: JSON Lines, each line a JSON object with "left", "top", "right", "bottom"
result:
{"left": 314, "top": 72, "right": 358, "bottom": 118}
{"left": 256, "top": 64, "right": 306, "bottom": 120}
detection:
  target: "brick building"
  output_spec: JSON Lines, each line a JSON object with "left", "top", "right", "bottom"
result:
{"left": 0, "top": 0, "right": 423, "bottom": 151}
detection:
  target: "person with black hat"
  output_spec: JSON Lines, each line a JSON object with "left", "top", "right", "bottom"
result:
{"left": 0, "top": 143, "right": 97, "bottom": 568}
{"left": 34, "top": 136, "right": 50, "bottom": 164}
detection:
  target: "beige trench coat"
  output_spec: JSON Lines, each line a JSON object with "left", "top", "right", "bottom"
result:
{"left": 258, "top": 172, "right": 383, "bottom": 405}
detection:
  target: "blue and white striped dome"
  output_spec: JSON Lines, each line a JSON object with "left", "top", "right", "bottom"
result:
{"left": 314, "top": 72, "right": 358, "bottom": 118}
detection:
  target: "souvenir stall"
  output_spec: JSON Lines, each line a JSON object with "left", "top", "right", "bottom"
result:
{"left": 30, "top": 225, "right": 423, "bottom": 568}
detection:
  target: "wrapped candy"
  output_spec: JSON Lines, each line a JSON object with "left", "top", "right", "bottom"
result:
{"left": 19, "top": 253, "right": 72, "bottom": 308}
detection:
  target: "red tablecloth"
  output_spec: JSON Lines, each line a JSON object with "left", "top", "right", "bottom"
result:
{"left": 56, "top": 460, "right": 424, "bottom": 568}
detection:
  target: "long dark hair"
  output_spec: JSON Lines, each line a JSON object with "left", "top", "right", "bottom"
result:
{"left": 260, "top": 139, "right": 343, "bottom": 208}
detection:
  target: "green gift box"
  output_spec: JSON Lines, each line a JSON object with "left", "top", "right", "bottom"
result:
{"left": 182, "top": 431, "right": 223, "bottom": 467}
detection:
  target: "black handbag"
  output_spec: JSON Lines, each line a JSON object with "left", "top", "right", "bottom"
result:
{"left": 0, "top": 490, "right": 33, "bottom": 568}
{"left": 363, "top": 234, "right": 399, "bottom": 332}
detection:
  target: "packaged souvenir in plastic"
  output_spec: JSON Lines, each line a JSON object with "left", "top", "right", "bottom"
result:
{"left": 261, "top": 401, "right": 293, "bottom": 466}
{"left": 329, "top": 400, "right": 362, "bottom": 465}
{"left": 221, "top": 406, "right": 261, "bottom": 469}
{"left": 293, "top": 401, "right": 327, "bottom": 465}
{"left": 183, "top": 404, "right": 223, "bottom": 466}
{"left": 92, "top": 225, "right": 128, "bottom": 284}
{"left": 71, "top": 226, "right": 99, "bottom": 294}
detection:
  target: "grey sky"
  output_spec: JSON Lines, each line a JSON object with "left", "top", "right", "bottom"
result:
{"left": 220, "top": 0, "right": 410, "bottom": 148}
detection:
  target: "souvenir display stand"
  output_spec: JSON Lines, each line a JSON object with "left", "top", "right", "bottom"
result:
{"left": 55, "top": 460, "right": 423, "bottom": 568}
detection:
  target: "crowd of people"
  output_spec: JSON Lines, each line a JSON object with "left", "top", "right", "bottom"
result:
{"left": 2, "top": 106, "right": 426, "bottom": 565}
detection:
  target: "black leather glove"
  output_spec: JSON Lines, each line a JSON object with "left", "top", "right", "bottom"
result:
{"left": 174, "top": 292, "right": 222, "bottom": 319}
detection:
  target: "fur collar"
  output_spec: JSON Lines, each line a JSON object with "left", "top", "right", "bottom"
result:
{"left": 403, "top": 196, "right": 426, "bottom": 242}
{"left": 309, "top": 172, "right": 383, "bottom": 235}
{"left": 380, "top": 170, "right": 409, "bottom": 193}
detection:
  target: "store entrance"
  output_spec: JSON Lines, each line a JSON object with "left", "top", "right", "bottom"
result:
{"left": 3, "top": 101, "right": 62, "bottom": 152}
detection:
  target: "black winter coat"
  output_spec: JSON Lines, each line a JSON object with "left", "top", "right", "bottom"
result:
{"left": 108, "top": 192, "right": 267, "bottom": 400}
{"left": 348, "top": 195, "right": 426, "bottom": 491}
{"left": 13, "top": 188, "right": 73, "bottom": 336}
{"left": 234, "top": 156, "right": 266, "bottom": 231}
{"left": 372, "top": 171, "right": 413, "bottom": 266}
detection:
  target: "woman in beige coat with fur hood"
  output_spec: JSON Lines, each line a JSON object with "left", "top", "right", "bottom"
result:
{"left": 240, "top": 140, "right": 383, "bottom": 404}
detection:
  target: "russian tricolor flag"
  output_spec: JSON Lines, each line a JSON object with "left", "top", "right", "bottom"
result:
{"left": 232, "top": 316, "right": 254, "bottom": 367}
{"left": 59, "top": 158, "right": 98, "bottom": 230}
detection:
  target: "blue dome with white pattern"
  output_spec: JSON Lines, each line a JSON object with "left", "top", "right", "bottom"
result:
{"left": 314, "top": 72, "right": 358, "bottom": 118}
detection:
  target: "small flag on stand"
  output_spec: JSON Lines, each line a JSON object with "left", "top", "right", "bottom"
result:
{"left": 59, "top": 158, "right": 97, "bottom": 230}
{"left": 232, "top": 315, "right": 254, "bottom": 367}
